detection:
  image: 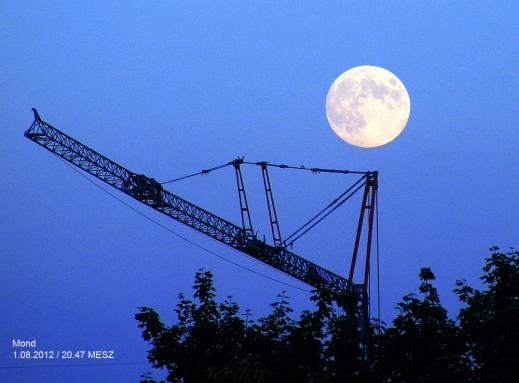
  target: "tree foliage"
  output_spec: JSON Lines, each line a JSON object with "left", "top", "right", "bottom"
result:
{"left": 375, "top": 268, "right": 469, "bottom": 382}
{"left": 455, "top": 247, "right": 519, "bottom": 382}
{"left": 136, "top": 249, "right": 519, "bottom": 383}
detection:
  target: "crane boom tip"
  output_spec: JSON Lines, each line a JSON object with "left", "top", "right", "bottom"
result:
{"left": 32, "top": 108, "right": 41, "bottom": 121}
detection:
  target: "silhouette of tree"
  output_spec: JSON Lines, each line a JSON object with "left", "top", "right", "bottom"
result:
{"left": 324, "top": 290, "right": 371, "bottom": 383}
{"left": 135, "top": 270, "right": 366, "bottom": 382}
{"left": 375, "top": 267, "right": 469, "bottom": 382}
{"left": 455, "top": 248, "right": 519, "bottom": 382}
{"left": 279, "top": 288, "right": 334, "bottom": 383}
{"left": 135, "top": 248, "right": 519, "bottom": 383}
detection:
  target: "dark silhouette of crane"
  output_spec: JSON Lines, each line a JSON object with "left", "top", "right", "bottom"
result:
{"left": 24, "top": 109, "right": 378, "bottom": 313}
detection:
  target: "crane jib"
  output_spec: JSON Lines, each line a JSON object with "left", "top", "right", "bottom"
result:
{"left": 24, "top": 110, "right": 357, "bottom": 296}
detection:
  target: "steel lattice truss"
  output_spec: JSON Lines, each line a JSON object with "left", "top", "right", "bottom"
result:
{"left": 25, "top": 110, "right": 358, "bottom": 295}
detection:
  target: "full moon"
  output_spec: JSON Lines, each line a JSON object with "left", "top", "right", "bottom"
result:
{"left": 325, "top": 65, "right": 410, "bottom": 148}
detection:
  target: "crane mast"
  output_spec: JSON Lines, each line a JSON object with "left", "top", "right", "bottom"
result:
{"left": 25, "top": 109, "right": 362, "bottom": 298}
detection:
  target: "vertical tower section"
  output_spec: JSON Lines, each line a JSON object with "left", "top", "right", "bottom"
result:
{"left": 348, "top": 171, "right": 378, "bottom": 299}
{"left": 232, "top": 158, "right": 255, "bottom": 239}
{"left": 259, "top": 162, "right": 283, "bottom": 247}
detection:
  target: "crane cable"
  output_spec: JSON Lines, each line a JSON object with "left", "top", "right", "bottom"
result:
{"left": 58, "top": 159, "right": 312, "bottom": 293}
{"left": 159, "top": 159, "right": 369, "bottom": 247}
{"left": 160, "top": 159, "right": 369, "bottom": 185}
{"left": 282, "top": 175, "right": 367, "bottom": 247}
{"left": 161, "top": 161, "right": 233, "bottom": 184}
{"left": 376, "top": 188, "right": 381, "bottom": 331}
{"left": 243, "top": 160, "right": 368, "bottom": 175}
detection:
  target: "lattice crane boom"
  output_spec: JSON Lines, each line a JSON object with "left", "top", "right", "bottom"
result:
{"left": 25, "top": 109, "right": 360, "bottom": 296}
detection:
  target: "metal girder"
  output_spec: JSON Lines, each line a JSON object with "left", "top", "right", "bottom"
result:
{"left": 259, "top": 162, "right": 283, "bottom": 247}
{"left": 232, "top": 158, "right": 254, "bottom": 238}
{"left": 24, "top": 109, "right": 356, "bottom": 296}
{"left": 348, "top": 171, "right": 378, "bottom": 297}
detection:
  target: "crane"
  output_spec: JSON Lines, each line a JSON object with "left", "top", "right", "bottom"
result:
{"left": 24, "top": 109, "right": 378, "bottom": 312}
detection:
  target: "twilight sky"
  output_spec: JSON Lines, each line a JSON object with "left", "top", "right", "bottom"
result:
{"left": 2, "top": 1, "right": 518, "bottom": 382}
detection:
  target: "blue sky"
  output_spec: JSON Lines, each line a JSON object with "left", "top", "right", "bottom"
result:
{"left": 2, "top": 1, "right": 518, "bottom": 381}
